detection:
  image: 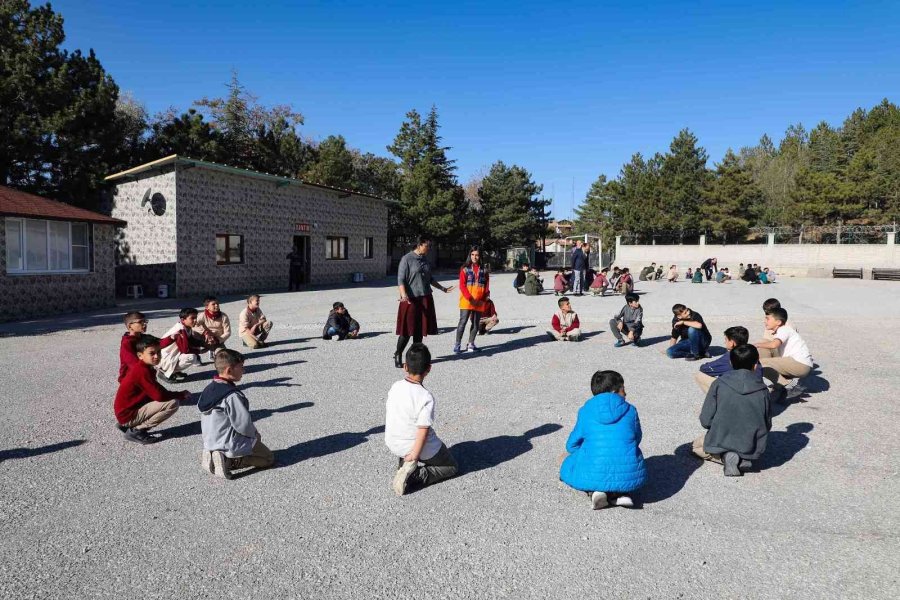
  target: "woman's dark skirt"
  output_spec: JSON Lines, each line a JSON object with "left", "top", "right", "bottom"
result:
{"left": 396, "top": 295, "right": 438, "bottom": 337}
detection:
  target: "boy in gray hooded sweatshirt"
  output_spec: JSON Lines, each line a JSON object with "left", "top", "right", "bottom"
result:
{"left": 199, "top": 349, "right": 274, "bottom": 479}
{"left": 691, "top": 344, "right": 771, "bottom": 476}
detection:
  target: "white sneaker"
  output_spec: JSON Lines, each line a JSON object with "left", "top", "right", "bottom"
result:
{"left": 211, "top": 451, "right": 232, "bottom": 480}
{"left": 591, "top": 491, "right": 608, "bottom": 510}
{"left": 614, "top": 495, "right": 634, "bottom": 508}
{"left": 200, "top": 450, "right": 213, "bottom": 475}
{"left": 208, "top": 350, "right": 216, "bottom": 362}
{"left": 392, "top": 460, "right": 418, "bottom": 496}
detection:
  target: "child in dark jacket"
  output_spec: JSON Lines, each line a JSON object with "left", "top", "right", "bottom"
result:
{"left": 692, "top": 345, "right": 772, "bottom": 476}
{"left": 694, "top": 326, "right": 763, "bottom": 393}
{"left": 560, "top": 370, "right": 646, "bottom": 509}
{"left": 322, "top": 302, "right": 360, "bottom": 340}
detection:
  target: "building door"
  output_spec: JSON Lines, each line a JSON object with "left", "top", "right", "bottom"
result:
{"left": 293, "top": 235, "right": 311, "bottom": 284}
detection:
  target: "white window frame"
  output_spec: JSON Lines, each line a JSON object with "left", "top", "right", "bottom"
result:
{"left": 326, "top": 236, "right": 348, "bottom": 260}
{"left": 5, "top": 217, "right": 92, "bottom": 274}
{"left": 363, "top": 237, "right": 374, "bottom": 259}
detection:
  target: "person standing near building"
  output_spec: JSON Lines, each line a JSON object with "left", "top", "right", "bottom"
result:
{"left": 454, "top": 246, "right": 489, "bottom": 354}
{"left": 394, "top": 236, "right": 454, "bottom": 368}
{"left": 286, "top": 244, "right": 304, "bottom": 291}
{"left": 571, "top": 240, "right": 587, "bottom": 296}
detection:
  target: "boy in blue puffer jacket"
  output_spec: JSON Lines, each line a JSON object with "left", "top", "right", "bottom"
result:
{"left": 560, "top": 370, "right": 646, "bottom": 509}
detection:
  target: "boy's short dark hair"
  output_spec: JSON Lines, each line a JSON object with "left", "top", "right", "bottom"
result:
{"left": 124, "top": 310, "right": 145, "bottom": 325}
{"left": 179, "top": 307, "right": 198, "bottom": 320}
{"left": 591, "top": 370, "right": 625, "bottom": 395}
{"left": 214, "top": 348, "right": 245, "bottom": 373}
{"left": 625, "top": 293, "right": 639, "bottom": 303}
{"left": 724, "top": 326, "right": 749, "bottom": 346}
{"left": 558, "top": 296, "right": 570, "bottom": 307}
{"left": 203, "top": 296, "right": 218, "bottom": 305}
{"left": 417, "top": 234, "right": 432, "bottom": 246}
{"left": 601, "top": 267, "right": 609, "bottom": 273}
{"left": 333, "top": 301, "right": 345, "bottom": 310}
{"left": 135, "top": 334, "right": 161, "bottom": 354}
{"left": 247, "top": 294, "right": 260, "bottom": 304}
{"left": 762, "top": 298, "right": 781, "bottom": 313}
{"left": 671, "top": 303, "right": 687, "bottom": 314}
{"left": 622, "top": 268, "right": 630, "bottom": 273}
{"left": 405, "top": 343, "right": 431, "bottom": 375}
{"left": 729, "top": 344, "right": 760, "bottom": 371}
{"left": 769, "top": 307, "right": 788, "bottom": 325}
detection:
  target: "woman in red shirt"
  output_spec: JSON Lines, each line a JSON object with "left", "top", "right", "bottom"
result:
{"left": 454, "top": 247, "right": 490, "bottom": 353}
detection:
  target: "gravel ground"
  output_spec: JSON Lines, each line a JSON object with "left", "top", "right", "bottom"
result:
{"left": 1, "top": 274, "right": 898, "bottom": 599}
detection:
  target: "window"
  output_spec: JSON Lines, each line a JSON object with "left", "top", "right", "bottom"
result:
{"left": 326, "top": 236, "right": 347, "bottom": 260}
{"left": 216, "top": 234, "right": 244, "bottom": 265}
{"left": 363, "top": 237, "right": 374, "bottom": 259}
{"left": 5, "top": 218, "right": 92, "bottom": 274}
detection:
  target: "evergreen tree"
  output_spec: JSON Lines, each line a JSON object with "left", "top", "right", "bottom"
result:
{"left": 660, "top": 129, "right": 710, "bottom": 237}
{"left": 304, "top": 135, "right": 355, "bottom": 188}
{"left": 387, "top": 106, "right": 466, "bottom": 240}
{"left": 703, "top": 149, "right": 762, "bottom": 241}
{"left": 476, "top": 161, "right": 545, "bottom": 252}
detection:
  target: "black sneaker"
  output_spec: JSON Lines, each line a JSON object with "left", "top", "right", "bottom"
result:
{"left": 771, "top": 385, "right": 788, "bottom": 404}
{"left": 123, "top": 427, "right": 156, "bottom": 445}
{"left": 172, "top": 372, "right": 188, "bottom": 382}
{"left": 685, "top": 355, "right": 701, "bottom": 362}
{"left": 116, "top": 423, "right": 128, "bottom": 433}
{"left": 393, "top": 353, "right": 402, "bottom": 369}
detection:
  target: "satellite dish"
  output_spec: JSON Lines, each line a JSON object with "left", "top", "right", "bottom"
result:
{"left": 140, "top": 188, "right": 167, "bottom": 216}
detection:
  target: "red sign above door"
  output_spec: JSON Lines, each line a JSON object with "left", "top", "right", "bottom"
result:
{"left": 295, "top": 223, "right": 311, "bottom": 232}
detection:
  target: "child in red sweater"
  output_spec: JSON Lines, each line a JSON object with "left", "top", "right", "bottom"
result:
{"left": 118, "top": 311, "right": 174, "bottom": 382}
{"left": 115, "top": 334, "right": 190, "bottom": 444}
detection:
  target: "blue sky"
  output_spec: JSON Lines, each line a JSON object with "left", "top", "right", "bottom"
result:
{"left": 56, "top": 0, "right": 900, "bottom": 217}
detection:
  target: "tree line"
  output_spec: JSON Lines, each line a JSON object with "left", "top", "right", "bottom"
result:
{"left": 1, "top": 0, "right": 551, "bottom": 254}
{"left": 576, "top": 100, "right": 900, "bottom": 248}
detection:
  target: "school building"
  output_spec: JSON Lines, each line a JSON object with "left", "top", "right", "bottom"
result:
{"left": 105, "top": 155, "right": 391, "bottom": 298}
{"left": 1, "top": 185, "right": 126, "bottom": 321}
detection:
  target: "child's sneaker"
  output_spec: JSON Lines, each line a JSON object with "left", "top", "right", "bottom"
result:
{"left": 466, "top": 343, "right": 480, "bottom": 353}
{"left": 453, "top": 344, "right": 462, "bottom": 354}
{"left": 208, "top": 350, "right": 216, "bottom": 362}
{"left": 201, "top": 450, "right": 214, "bottom": 475}
{"left": 613, "top": 495, "right": 634, "bottom": 508}
{"left": 123, "top": 427, "right": 156, "bottom": 445}
{"left": 393, "top": 460, "right": 418, "bottom": 496}
{"left": 211, "top": 451, "right": 232, "bottom": 480}
{"left": 632, "top": 339, "right": 642, "bottom": 347}
{"left": 723, "top": 452, "right": 742, "bottom": 477}
{"left": 590, "top": 491, "right": 608, "bottom": 510}
{"left": 614, "top": 340, "right": 626, "bottom": 347}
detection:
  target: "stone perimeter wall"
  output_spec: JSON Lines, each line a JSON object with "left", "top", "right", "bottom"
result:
{"left": 175, "top": 167, "right": 389, "bottom": 297}
{"left": 614, "top": 235, "right": 900, "bottom": 277}
{"left": 0, "top": 219, "right": 117, "bottom": 322}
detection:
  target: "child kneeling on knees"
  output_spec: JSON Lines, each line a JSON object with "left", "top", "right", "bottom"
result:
{"left": 385, "top": 343, "right": 458, "bottom": 496}
{"left": 560, "top": 370, "right": 646, "bottom": 509}
{"left": 692, "top": 345, "right": 771, "bottom": 477}
{"left": 198, "top": 349, "right": 274, "bottom": 479}
{"left": 114, "top": 335, "right": 190, "bottom": 444}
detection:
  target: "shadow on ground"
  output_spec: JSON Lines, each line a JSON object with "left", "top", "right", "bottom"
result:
{"left": 0, "top": 440, "right": 86, "bottom": 463}
{"left": 752, "top": 423, "right": 813, "bottom": 471}
{"left": 275, "top": 425, "right": 385, "bottom": 467}
{"left": 640, "top": 443, "right": 703, "bottom": 504}
{"left": 158, "top": 401, "right": 314, "bottom": 441}
{"left": 487, "top": 325, "right": 535, "bottom": 335}
{"left": 450, "top": 423, "right": 562, "bottom": 476}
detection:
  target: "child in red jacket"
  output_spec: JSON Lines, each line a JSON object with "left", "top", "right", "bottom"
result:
{"left": 115, "top": 334, "right": 190, "bottom": 444}
{"left": 118, "top": 311, "right": 174, "bottom": 382}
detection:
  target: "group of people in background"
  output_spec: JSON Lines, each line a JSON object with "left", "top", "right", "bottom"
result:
{"left": 635, "top": 258, "right": 777, "bottom": 285}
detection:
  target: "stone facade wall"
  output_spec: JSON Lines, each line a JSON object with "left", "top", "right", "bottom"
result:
{"left": 615, "top": 237, "right": 900, "bottom": 277}
{"left": 0, "top": 220, "right": 117, "bottom": 321}
{"left": 174, "top": 167, "right": 388, "bottom": 297}
{"left": 109, "top": 170, "right": 178, "bottom": 296}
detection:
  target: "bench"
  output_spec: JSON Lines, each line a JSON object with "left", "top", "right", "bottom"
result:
{"left": 832, "top": 267, "right": 863, "bottom": 279}
{"left": 872, "top": 268, "right": 900, "bottom": 281}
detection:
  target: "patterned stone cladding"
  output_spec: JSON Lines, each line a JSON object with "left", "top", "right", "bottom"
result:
{"left": 0, "top": 220, "right": 117, "bottom": 322}
{"left": 109, "top": 170, "right": 178, "bottom": 296}
{"left": 173, "top": 167, "right": 388, "bottom": 297}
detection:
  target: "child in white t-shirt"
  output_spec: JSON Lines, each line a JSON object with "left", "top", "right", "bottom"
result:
{"left": 385, "top": 343, "right": 458, "bottom": 496}
{"left": 755, "top": 307, "right": 813, "bottom": 403}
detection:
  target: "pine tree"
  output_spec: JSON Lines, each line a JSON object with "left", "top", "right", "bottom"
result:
{"left": 703, "top": 149, "right": 762, "bottom": 241}
{"left": 477, "top": 161, "right": 544, "bottom": 252}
